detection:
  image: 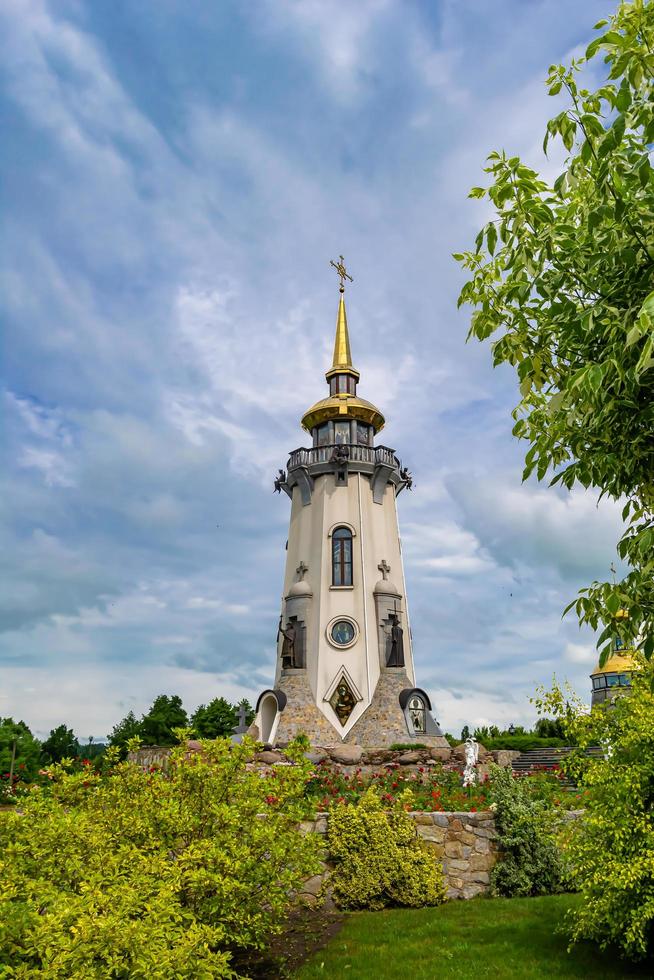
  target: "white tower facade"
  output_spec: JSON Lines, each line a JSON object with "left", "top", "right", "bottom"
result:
{"left": 253, "top": 266, "right": 446, "bottom": 749}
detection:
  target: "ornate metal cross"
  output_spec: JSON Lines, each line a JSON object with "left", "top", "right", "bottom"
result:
{"left": 296, "top": 561, "right": 309, "bottom": 580}
{"left": 378, "top": 559, "right": 391, "bottom": 580}
{"left": 330, "top": 254, "right": 353, "bottom": 292}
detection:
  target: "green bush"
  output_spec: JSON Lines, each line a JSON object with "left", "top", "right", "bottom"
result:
{"left": 0, "top": 737, "right": 320, "bottom": 978}
{"left": 388, "top": 742, "right": 429, "bottom": 751}
{"left": 537, "top": 653, "right": 654, "bottom": 961}
{"left": 328, "top": 789, "right": 447, "bottom": 911}
{"left": 489, "top": 765, "right": 570, "bottom": 898}
{"left": 0, "top": 718, "right": 42, "bottom": 801}
{"left": 482, "top": 735, "right": 568, "bottom": 752}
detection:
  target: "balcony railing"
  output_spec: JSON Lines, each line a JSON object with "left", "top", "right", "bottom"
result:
{"left": 288, "top": 444, "right": 398, "bottom": 470}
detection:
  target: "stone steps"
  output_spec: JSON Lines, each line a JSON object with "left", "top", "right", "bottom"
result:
{"left": 511, "top": 746, "right": 603, "bottom": 787}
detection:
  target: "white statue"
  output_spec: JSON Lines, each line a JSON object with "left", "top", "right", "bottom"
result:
{"left": 462, "top": 736, "right": 479, "bottom": 787}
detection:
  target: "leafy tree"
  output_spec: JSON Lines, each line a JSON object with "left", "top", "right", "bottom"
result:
{"left": 139, "top": 695, "right": 188, "bottom": 746}
{"left": 0, "top": 718, "right": 41, "bottom": 789}
{"left": 107, "top": 711, "right": 143, "bottom": 758}
{"left": 460, "top": 724, "right": 471, "bottom": 741}
{"left": 535, "top": 656, "right": 654, "bottom": 961}
{"left": 0, "top": 737, "right": 320, "bottom": 978}
{"left": 534, "top": 717, "right": 566, "bottom": 739}
{"left": 191, "top": 697, "right": 237, "bottom": 738}
{"left": 456, "top": 0, "right": 654, "bottom": 662}
{"left": 191, "top": 698, "right": 255, "bottom": 739}
{"left": 40, "top": 725, "right": 80, "bottom": 765}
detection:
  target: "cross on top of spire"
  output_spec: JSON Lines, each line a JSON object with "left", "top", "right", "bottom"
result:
{"left": 330, "top": 254, "right": 353, "bottom": 293}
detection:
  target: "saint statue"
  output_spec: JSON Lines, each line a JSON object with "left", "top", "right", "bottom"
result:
{"left": 386, "top": 615, "right": 405, "bottom": 667}
{"left": 279, "top": 618, "right": 297, "bottom": 669}
{"left": 330, "top": 444, "right": 350, "bottom": 466}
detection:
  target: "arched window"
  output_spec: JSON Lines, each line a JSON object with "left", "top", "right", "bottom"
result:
{"left": 332, "top": 526, "right": 353, "bottom": 586}
{"left": 408, "top": 695, "right": 426, "bottom": 734}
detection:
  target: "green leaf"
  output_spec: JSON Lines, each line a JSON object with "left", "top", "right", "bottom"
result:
{"left": 468, "top": 187, "right": 487, "bottom": 199}
{"left": 638, "top": 159, "right": 651, "bottom": 188}
{"left": 626, "top": 324, "right": 642, "bottom": 347}
{"left": 486, "top": 223, "right": 498, "bottom": 255}
{"left": 639, "top": 291, "right": 654, "bottom": 320}
{"left": 606, "top": 592, "right": 621, "bottom": 616}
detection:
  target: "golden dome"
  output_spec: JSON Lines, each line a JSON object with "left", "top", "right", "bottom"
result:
{"left": 591, "top": 651, "right": 637, "bottom": 676}
{"left": 301, "top": 393, "right": 385, "bottom": 433}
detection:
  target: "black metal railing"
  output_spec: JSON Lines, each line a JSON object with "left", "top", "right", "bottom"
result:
{"left": 288, "top": 444, "right": 397, "bottom": 469}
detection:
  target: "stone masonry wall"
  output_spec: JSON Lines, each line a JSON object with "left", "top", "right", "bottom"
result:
{"left": 299, "top": 809, "right": 500, "bottom": 902}
{"left": 272, "top": 671, "right": 341, "bottom": 746}
{"left": 344, "top": 670, "right": 449, "bottom": 749}
{"left": 298, "top": 808, "right": 583, "bottom": 905}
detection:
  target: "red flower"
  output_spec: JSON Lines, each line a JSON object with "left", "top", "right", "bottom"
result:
{"left": 470, "top": 806, "right": 477, "bottom": 812}
{"left": 264, "top": 794, "right": 279, "bottom": 806}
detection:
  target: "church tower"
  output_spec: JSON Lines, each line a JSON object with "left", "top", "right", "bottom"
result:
{"left": 252, "top": 259, "right": 447, "bottom": 750}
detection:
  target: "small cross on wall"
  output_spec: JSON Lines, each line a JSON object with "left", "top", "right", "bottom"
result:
{"left": 296, "top": 561, "right": 309, "bottom": 580}
{"left": 378, "top": 559, "right": 391, "bottom": 581}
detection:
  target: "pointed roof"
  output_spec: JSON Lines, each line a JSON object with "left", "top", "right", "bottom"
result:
{"left": 326, "top": 292, "right": 360, "bottom": 381}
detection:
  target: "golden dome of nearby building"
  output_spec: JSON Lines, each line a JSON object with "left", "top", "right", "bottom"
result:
{"left": 591, "top": 652, "right": 636, "bottom": 676}
{"left": 590, "top": 608, "right": 638, "bottom": 705}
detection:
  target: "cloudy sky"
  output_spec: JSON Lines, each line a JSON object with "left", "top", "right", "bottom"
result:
{"left": 2, "top": 0, "right": 621, "bottom": 741}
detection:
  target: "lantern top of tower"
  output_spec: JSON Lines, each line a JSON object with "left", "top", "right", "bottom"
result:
{"left": 300, "top": 257, "right": 385, "bottom": 433}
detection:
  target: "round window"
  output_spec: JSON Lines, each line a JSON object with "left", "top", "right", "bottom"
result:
{"left": 331, "top": 620, "right": 356, "bottom": 646}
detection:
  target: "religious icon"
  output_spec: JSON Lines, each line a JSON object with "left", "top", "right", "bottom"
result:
{"left": 329, "top": 679, "right": 356, "bottom": 725}
{"left": 331, "top": 620, "right": 355, "bottom": 645}
{"left": 408, "top": 695, "right": 426, "bottom": 733}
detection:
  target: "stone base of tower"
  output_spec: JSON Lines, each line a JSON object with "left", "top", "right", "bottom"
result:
{"left": 251, "top": 667, "right": 449, "bottom": 750}
{"left": 343, "top": 669, "right": 449, "bottom": 750}
{"left": 257, "top": 670, "right": 342, "bottom": 747}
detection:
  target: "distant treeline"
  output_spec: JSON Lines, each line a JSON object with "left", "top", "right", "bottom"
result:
{"left": 0, "top": 694, "right": 255, "bottom": 781}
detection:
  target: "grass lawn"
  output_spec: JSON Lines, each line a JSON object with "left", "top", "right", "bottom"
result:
{"left": 293, "top": 894, "right": 652, "bottom": 979}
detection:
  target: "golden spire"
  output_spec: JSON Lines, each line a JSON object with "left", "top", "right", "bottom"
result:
{"left": 332, "top": 293, "right": 353, "bottom": 369}
{"left": 327, "top": 255, "right": 359, "bottom": 380}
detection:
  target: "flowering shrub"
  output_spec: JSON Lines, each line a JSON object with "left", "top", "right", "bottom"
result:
{"left": 0, "top": 737, "right": 320, "bottom": 979}
{"left": 328, "top": 788, "right": 447, "bottom": 910}
{"left": 305, "top": 760, "right": 580, "bottom": 812}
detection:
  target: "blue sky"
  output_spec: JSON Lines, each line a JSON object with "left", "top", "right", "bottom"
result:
{"left": 1, "top": 0, "right": 621, "bottom": 740}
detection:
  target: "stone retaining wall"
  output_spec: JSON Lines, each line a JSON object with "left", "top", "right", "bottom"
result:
{"left": 298, "top": 808, "right": 583, "bottom": 904}
{"left": 300, "top": 809, "right": 500, "bottom": 902}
